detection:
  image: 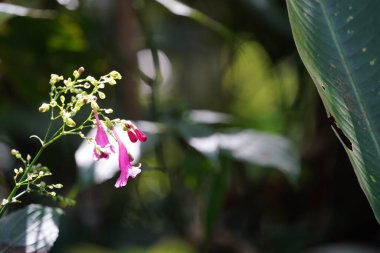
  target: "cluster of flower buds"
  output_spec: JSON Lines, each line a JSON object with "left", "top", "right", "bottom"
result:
{"left": 39, "top": 67, "right": 122, "bottom": 130}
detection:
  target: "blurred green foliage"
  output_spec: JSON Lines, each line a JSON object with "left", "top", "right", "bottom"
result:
{"left": 0, "top": 1, "right": 379, "bottom": 253}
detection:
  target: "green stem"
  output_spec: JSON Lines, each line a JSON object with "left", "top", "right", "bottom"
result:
{"left": 0, "top": 145, "right": 46, "bottom": 218}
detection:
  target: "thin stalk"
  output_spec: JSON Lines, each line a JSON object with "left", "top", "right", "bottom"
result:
{"left": 134, "top": 4, "right": 167, "bottom": 170}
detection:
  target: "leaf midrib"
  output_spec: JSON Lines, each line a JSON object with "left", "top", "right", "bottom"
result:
{"left": 319, "top": 1, "right": 380, "bottom": 159}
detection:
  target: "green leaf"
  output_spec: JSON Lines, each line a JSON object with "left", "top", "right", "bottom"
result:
{"left": 287, "top": 0, "right": 380, "bottom": 221}
{"left": 0, "top": 204, "right": 63, "bottom": 252}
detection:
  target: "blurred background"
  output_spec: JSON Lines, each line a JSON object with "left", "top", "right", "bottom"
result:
{"left": 0, "top": 0, "right": 379, "bottom": 252}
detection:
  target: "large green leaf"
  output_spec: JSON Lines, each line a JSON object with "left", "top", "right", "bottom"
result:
{"left": 287, "top": 0, "right": 380, "bottom": 221}
{"left": 0, "top": 204, "right": 63, "bottom": 252}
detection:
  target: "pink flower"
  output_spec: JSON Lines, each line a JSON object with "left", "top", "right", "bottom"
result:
{"left": 124, "top": 121, "right": 147, "bottom": 143}
{"left": 127, "top": 130, "right": 138, "bottom": 143}
{"left": 113, "top": 130, "right": 141, "bottom": 188}
{"left": 93, "top": 109, "right": 115, "bottom": 160}
{"left": 134, "top": 128, "right": 147, "bottom": 142}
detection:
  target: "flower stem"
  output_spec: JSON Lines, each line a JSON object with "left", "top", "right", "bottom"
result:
{"left": 0, "top": 145, "right": 46, "bottom": 218}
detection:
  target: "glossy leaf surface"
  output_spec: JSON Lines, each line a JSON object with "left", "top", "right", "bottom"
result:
{"left": 287, "top": 0, "right": 380, "bottom": 221}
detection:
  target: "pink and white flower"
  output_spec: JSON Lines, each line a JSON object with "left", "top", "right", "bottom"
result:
{"left": 93, "top": 109, "right": 115, "bottom": 160}
{"left": 113, "top": 130, "right": 141, "bottom": 188}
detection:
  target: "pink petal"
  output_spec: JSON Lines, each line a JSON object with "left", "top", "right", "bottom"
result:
{"left": 129, "top": 166, "right": 141, "bottom": 178}
{"left": 134, "top": 129, "right": 147, "bottom": 142}
{"left": 128, "top": 130, "right": 138, "bottom": 143}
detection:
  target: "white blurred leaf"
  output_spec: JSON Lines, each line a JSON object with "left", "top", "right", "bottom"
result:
{"left": 154, "top": 0, "right": 234, "bottom": 39}
{"left": 182, "top": 126, "right": 300, "bottom": 182}
{"left": 0, "top": 204, "right": 63, "bottom": 253}
{"left": 155, "top": 0, "right": 193, "bottom": 16}
{"left": 0, "top": 3, "right": 54, "bottom": 23}
{"left": 185, "top": 110, "right": 233, "bottom": 124}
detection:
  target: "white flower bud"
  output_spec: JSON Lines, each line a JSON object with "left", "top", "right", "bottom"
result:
{"left": 54, "top": 184, "right": 63, "bottom": 189}
{"left": 50, "top": 74, "right": 63, "bottom": 85}
{"left": 11, "top": 149, "right": 19, "bottom": 156}
{"left": 65, "top": 117, "right": 76, "bottom": 127}
{"left": 39, "top": 103, "right": 50, "bottom": 113}
{"left": 104, "top": 109, "right": 113, "bottom": 114}
{"left": 73, "top": 70, "right": 80, "bottom": 79}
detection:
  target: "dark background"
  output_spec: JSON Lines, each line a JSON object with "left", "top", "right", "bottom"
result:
{"left": 0, "top": 1, "right": 379, "bottom": 252}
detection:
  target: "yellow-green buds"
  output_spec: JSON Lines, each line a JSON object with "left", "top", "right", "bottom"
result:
{"left": 50, "top": 74, "right": 64, "bottom": 85}
{"left": 98, "top": 91, "right": 106, "bottom": 99}
{"left": 109, "top": 71, "right": 122, "bottom": 80}
{"left": 39, "top": 103, "right": 50, "bottom": 113}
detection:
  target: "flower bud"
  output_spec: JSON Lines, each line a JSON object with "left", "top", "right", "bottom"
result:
{"left": 11, "top": 149, "right": 19, "bottom": 156}
{"left": 78, "top": 66, "right": 85, "bottom": 75}
{"left": 65, "top": 117, "right": 76, "bottom": 127}
{"left": 98, "top": 91, "right": 106, "bottom": 99}
{"left": 39, "top": 103, "right": 50, "bottom": 113}
{"left": 134, "top": 129, "right": 147, "bottom": 142}
{"left": 109, "top": 71, "right": 122, "bottom": 80}
{"left": 86, "top": 76, "right": 97, "bottom": 85}
{"left": 127, "top": 130, "right": 138, "bottom": 143}
{"left": 108, "top": 79, "right": 116, "bottom": 85}
{"left": 64, "top": 78, "right": 73, "bottom": 88}
{"left": 73, "top": 70, "right": 80, "bottom": 79}
{"left": 50, "top": 74, "right": 63, "bottom": 85}
{"left": 104, "top": 117, "right": 113, "bottom": 130}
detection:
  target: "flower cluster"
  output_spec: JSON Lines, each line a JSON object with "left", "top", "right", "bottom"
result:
{"left": 39, "top": 67, "right": 147, "bottom": 188}
{"left": 92, "top": 107, "right": 147, "bottom": 188}
{"left": 1, "top": 68, "right": 142, "bottom": 217}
